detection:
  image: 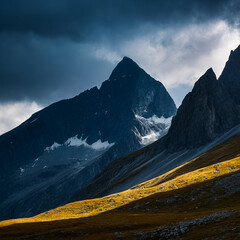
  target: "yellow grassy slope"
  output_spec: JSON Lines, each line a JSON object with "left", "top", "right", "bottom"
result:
{"left": 136, "top": 133, "right": 240, "bottom": 189}
{"left": 0, "top": 135, "right": 240, "bottom": 239}
{"left": 1, "top": 134, "right": 240, "bottom": 229}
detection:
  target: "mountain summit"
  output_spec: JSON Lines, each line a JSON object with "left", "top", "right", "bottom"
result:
{"left": 219, "top": 44, "right": 240, "bottom": 105}
{"left": 0, "top": 57, "right": 176, "bottom": 220}
{"left": 167, "top": 67, "right": 239, "bottom": 151}
{"left": 109, "top": 56, "right": 142, "bottom": 80}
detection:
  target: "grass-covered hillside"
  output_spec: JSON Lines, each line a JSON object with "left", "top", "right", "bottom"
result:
{"left": 1, "top": 134, "right": 240, "bottom": 239}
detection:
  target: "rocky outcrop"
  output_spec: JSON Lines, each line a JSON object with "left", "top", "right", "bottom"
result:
{"left": 166, "top": 68, "right": 240, "bottom": 151}
{"left": 219, "top": 45, "right": 240, "bottom": 105}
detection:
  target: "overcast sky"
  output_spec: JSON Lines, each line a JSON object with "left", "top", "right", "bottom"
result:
{"left": 1, "top": 0, "right": 240, "bottom": 134}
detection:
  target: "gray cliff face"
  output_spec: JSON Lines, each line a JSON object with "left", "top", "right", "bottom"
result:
{"left": 167, "top": 68, "right": 240, "bottom": 151}
{"left": 0, "top": 56, "right": 176, "bottom": 220}
{"left": 219, "top": 45, "right": 240, "bottom": 105}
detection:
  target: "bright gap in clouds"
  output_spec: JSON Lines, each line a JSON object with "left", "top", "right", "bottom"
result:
{"left": 124, "top": 21, "right": 240, "bottom": 106}
{"left": 94, "top": 21, "right": 240, "bottom": 106}
{"left": 0, "top": 101, "right": 42, "bottom": 135}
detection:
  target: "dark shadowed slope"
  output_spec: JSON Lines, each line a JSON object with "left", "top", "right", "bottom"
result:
{"left": 1, "top": 131, "right": 240, "bottom": 240}
{"left": 0, "top": 57, "right": 176, "bottom": 220}
{"left": 166, "top": 68, "right": 240, "bottom": 151}
{"left": 219, "top": 44, "right": 240, "bottom": 105}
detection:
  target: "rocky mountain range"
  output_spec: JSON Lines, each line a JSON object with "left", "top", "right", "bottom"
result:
{"left": 165, "top": 45, "right": 240, "bottom": 151}
{"left": 0, "top": 56, "right": 176, "bottom": 220}
{"left": 72, "top": 45, "right": 240, "bottom": 202}
{"left": 1, "top": 44, "right": 240, "bottom": 229}
{"left": 1, "top": 118, "right": 240, "bottom": 240}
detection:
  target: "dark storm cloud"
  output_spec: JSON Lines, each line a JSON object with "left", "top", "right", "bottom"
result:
{"left": 0, "top": 34, "right": 114, "bottom": 104}
{"left": 0, "top": 0, "right": 240, "bottom": 104}
{"left": 0, "top": 0, "right": 239, "bottom": 41}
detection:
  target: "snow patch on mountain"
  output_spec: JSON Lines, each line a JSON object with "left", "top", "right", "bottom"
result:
{"left": 65, "top": 136, "right": 88, "bottom": 147}
{"left": 66, "top": 136, "right": 114, "bottom": 150}
{"left": 45, "top": 142, "right": 61, "bottom": 151}
{"left": 45, "top": 136, "right": 115, "bottom": 152}
{"left": 141, "top": 131, "right": 159, "bottom": 145}
{"left": 135, "top": 114, "right": 172, "bottom": 145}
{"left": 135, "top": 114, "right": 172, "bottom": 126}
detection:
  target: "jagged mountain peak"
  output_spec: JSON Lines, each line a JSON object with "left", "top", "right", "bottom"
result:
{"left": 166, "top": 66, "right": 239, "bottom": 151}
{"left": 109, "top": 56, "right": 145, "bottom": 81}
{"left": 98, "top": 57, "right": 176, "bottom": 119}
{"left": 193, "top": 68, "right": 217, "bottom": 90}
{"left": 203, "top": 67, "right": 215, "bottom": 78}
{"left": 224, "top": 44, "right": 240, "bottom": 66}
{"left": 165, "top": 45, "right": 240, "bottom": 151}
{"left": 192, "top": 68, "right": 217, "bottom": 95}
{"left": 0, "top": 56, "right": 177, "bottom": 220}
{"left": 228, "top": 44, "right": 240, "bottom": 59}
{"left": 122, "top": 56, "right": 135, "bottom": 63}
{"left": 219, "top": 45, "right": 240, "bottom": 105}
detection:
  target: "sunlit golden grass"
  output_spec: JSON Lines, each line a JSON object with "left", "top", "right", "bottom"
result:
{"left": 136, "top": 133, "right": 240, "bottom": 189}
{"left": 1, "top": 172, "right": 240, "bottom": 240}
{"left": 1, "top": 155, "right": 240, "bottom": 228}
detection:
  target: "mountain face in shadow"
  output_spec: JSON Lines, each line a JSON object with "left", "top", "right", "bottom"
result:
{"left": 219, "top": 45, "right": 240, "bottom": 105}
{"left": 3, "top": 44, "right": 240, "bottom": 221}
{"left": 167, "top": 68, "right": 240, "bottom": 151}
{"left": 0, "top": 56, "right": 176, "bottom": 220}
